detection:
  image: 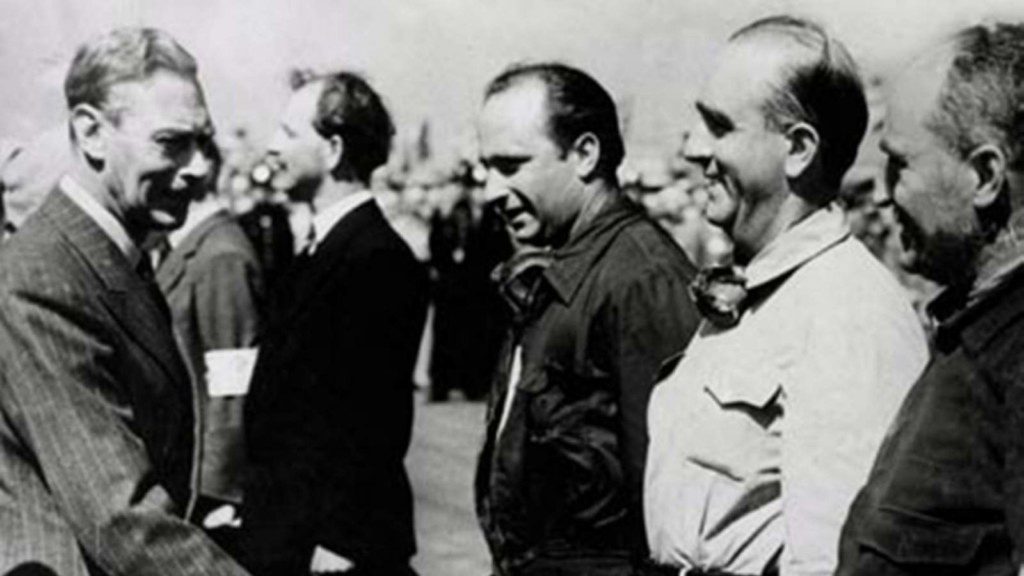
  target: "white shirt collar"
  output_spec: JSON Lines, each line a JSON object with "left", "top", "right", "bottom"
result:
{"left": 743, "top": 203, "right": 850, "bottom": 290}
{"left": 168, "top": 199, "right": 224, "bottom": 249}
{"left": 307, "top": 190, "right": 373, "bottom": 252}
{"left": 59, "top": 175, "right": 142, "bottom": 269}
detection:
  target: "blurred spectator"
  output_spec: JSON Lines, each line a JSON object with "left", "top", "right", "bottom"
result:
{"left": 839, "top": 165, "right": 889, "bottom": 258}
{"left": 0, "top": 138, "right": 18, "bottom": 240}
{"left": 236, "top": 161, "right": 294, "bottom": 311}
{"left": 0, "top": 127, "right": 70, "bottom": 233}
{"left": 389, "top": 167, "right": 438, "bottom": 262}
{"left": 638, "top": 155, "right": 732, "bottom": 268}
{"left": 427, "top": 164, "right": 512, "bottom": 401}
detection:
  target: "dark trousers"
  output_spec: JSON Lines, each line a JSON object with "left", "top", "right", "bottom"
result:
{"left": 246, "top": 557, "right": 417, "bottom": 576}
{"left": 342, "top": 562, "right": 418, "bottom": 576}
{"left": 837, "top": 546, "right": 1015, "bottom": 576}
{"left": 636, "top": 559, "right": 779, "bottom": 576}
{"left": 511, "top": 555, "right": 635, "bottom": 576}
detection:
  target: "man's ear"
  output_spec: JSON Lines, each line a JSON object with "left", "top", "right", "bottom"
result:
{"left": 324, "top": 134, "right": 344, "bottom": 174}
{"left": 968, "top": 144, "right": 1007, "bottom": 210}
{"left": 783, "top": 122, "right": 820, "bottom": 179}
{"left": 570, "top": 132, "right": 601, "bottom": 180}
{"left": 70, "top": 104, "right": 107, "bottom": 164}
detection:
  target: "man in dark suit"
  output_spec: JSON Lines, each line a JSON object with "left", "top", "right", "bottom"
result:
{"left": 156, "top": 142, "right": 265, "bottom": 551}
{"left": 0, "top": 28, "right": 249, "bottom": 575}
{"left": 836, "top": 22, "right": 1024, "bottom": 576}
{"left": 239, "top": 71, "right": 428, "bottom": 576}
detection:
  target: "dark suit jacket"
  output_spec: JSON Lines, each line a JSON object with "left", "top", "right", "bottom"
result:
{"left": 0, "top": 188, "right": 248, "bottom": 575}
{"left": 157, "top": 208, "right": 264, "bottom": 504}
{"left": 241, "top": 200, "right": 429, "bottom": 575}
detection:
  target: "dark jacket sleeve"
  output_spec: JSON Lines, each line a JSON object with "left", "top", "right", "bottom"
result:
{"left": 191, "top": 250, "right": 264, "bottom": 502}
{"left": 606, "top": 266, "right": 699, "bottom": 512}
{"left": 192, "top": 252, "right": 264, "bottom": 350}
{"left": 0, "top": 286, "right": 250, "bottom": 576}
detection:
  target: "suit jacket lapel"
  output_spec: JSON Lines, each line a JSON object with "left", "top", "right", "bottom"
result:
{"left": 280, "top": 201, "right": 383, "bottom": 326}
{"left": 40, "top": 190, "right": 191, "bottom": 390}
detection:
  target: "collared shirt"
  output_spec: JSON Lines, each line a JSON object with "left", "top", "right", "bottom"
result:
{"left": 645, "top": 204, "right": 928, "bottom": 576}
{"left": 59, "top": 175, "right": 142, "bottom": 269}
{"left": 306, "top": 191, "right": 373, "bottom": 254}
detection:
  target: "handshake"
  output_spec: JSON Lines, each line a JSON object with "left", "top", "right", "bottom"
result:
{"left": 202, "top": 505, "right": 355, "bottom": 574}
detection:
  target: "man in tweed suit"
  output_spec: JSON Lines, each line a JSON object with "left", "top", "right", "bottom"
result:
{"left": 0, "top": 28, "right": 249, "bottom": 575}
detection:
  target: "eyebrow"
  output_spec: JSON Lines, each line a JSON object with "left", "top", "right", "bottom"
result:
{"left": 695, "top": 101, "right": 734, "bottom": 130}
{"left": 479, "top": 153, "right": 530, "bottom": 167}
{"left": 153, "top": 123, "right": 214, "bottom": 137}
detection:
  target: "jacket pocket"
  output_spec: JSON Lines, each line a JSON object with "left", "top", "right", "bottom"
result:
{"left": 703, "top": 365, "right": 783, "bottom": 430}
{"left": 858, "top": 507, "right": 988, "bottom": 566}
{"left": 523, "top": 361, "right": 624, "bottom": 528}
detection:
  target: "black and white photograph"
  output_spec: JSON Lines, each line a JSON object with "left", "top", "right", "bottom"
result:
{"left": 1, "top": 1, "right": 1023, "bottom": 575}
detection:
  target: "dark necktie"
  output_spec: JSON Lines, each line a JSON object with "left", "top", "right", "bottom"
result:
{"left": 136, "top": 256, "right": 172, "bottom": 322}
{"left": 291, "top": 225, "right": 318, "bottom": 273}
{"left": 153, "top": 237, "right": 172, "bottom": 272}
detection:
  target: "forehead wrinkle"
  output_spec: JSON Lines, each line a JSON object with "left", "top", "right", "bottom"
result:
{"left": 703, "top": 44, "right": 785, "bottom": 128}
{"left": 106, "top": 76, "right": 208, "bottom": 132}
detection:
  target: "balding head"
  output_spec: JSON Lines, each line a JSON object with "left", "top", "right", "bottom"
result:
{"left": 730, "top": 15, "right": 868, "bottom": 192}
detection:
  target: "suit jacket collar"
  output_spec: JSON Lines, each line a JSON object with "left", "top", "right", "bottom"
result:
{"left": 281, "top": 200, "right": 387, "bottom": 325}
{"left": 156, "top": 208, "right": 232, "bottom": 294}
{"left": 58, "top": 175, "right": 143, "bottom": 269}
{"left": 38, "top": 188, "right": 190, "bottom": 391}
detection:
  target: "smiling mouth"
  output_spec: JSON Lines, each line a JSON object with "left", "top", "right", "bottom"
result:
{"left": 502, "top": 209, "right": 531, "bottom": 229}
{"left": 892, "top": 209, "right": 921, "bottom": 250}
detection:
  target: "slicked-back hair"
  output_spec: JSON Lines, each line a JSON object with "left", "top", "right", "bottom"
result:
{"left": 484, "top": 62, "right": 625, "bottom": 181}
{"left": 731, "top": 15, "right": 868, "bottom": 191}
{"left": 928, "top": 22, "right": 1024, "bottom": 170}
{"left": 293, "top": 71, "right": 395, "bottom": 185}
{"left": 64, "top": 27, "right": 198, "bottom": 124}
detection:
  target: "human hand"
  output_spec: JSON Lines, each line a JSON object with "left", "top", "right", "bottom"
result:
{"left": 201, "top": 504, "right": 241, "bottom": 529}
{"left": 310, "top": 546, "right": 355, "bottom": 574}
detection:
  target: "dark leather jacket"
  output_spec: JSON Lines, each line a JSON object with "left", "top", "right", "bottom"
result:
{"left": 475, "top": 195, "right": 700, "bottom": 575}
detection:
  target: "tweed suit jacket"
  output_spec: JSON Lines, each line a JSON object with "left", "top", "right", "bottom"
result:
{"left": 241, "top": 200, "right": 429, "bottom": 575}
{"left": 157, "top": 208, "right": 264, "bottom": 504}
{"left": 0, "top": 188, "right": 249, "bottom": 576}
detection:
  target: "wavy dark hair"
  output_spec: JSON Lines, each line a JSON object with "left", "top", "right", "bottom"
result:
{"left": 485, "top": 62, "right": 625, "bottom": 181}
{"left": 293, "top": 71, "right": 395, "bottom": 185}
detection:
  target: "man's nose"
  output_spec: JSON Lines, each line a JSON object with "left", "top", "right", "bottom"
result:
{"left": 874, "top": 178, "right": 895, "bottom": 209}
{"left": 483, "top": 170, "right": 510, "bottom": 205}
{"left": 683, "top": 124, "right": 713, "bottom": 168}
{"left": 180, "top": 144, "right": 212, "bottom": 182}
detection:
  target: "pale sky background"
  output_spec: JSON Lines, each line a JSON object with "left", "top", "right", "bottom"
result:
{"left": 2, "top": 0, "right": 1024, "bottom": 167}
